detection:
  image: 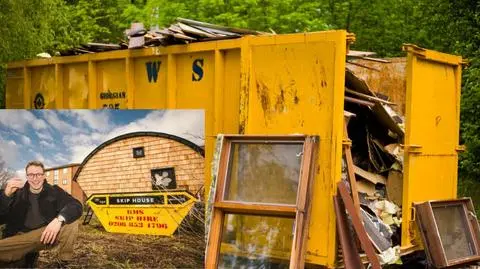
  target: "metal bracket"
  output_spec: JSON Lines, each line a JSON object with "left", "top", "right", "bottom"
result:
{"left": 402, "top": 144, "right": 423, "bottom": 154}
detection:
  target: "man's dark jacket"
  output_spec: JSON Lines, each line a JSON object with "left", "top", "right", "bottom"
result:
{"left": 0, "top": 181, "right": 83, "bottom": 238}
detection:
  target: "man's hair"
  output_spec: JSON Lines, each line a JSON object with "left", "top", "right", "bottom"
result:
{"left": 25, "top": 161, "right": 45, "bottom": 173}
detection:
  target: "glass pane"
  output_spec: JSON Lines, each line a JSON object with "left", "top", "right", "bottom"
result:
{"left": 218, "top": 214, "right": 293, "bottom": 268}
{"left": 224, "top": 142, "right": 303, "bottom": 204}
{"left": 433, "top": 204, "right": 474, "bottom": 261}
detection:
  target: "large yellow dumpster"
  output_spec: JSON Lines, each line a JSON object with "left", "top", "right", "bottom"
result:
{"left": 5, "top": 32, "right": 463, "bottom": 267}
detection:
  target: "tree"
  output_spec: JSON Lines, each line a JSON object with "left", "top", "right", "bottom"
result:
{"left": 0, "top": 158, "right": 14, "bottom": 189}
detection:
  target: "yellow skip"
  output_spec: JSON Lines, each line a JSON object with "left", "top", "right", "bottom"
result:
{"left": 86, "top": 191, "right": 197, "bottom": 236}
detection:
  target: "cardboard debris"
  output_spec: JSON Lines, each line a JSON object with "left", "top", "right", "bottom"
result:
{"left": 386, "top": 169, "right": 403, "bottom": 207}
{"left": 356, "top": 179, "right": 377, "bottom": 196}
{"left": 384, "top": 143, "right": 404, "bottom": 166}
{"left": 379, "top": 246, "right": 402, "bottom": 265}
{"left": 374, "top": 200, "right": 401, "bottom": 226}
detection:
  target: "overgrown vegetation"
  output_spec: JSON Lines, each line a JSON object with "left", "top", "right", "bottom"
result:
{"left": 0, "top": 0, "right": 479, "bottom": 202}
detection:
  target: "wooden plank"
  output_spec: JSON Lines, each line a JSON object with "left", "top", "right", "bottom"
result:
{"left": 214, "top": 139, "right": 231, "bottom": 202}
{"left": 347, "top": 50, "right": 377, "bottom": 57}
{"left": 415, "top": 202, "right": 447, "bottom": 267}
{"left": 177, "top": 17, "right": 262, "bottom": 35}
{"left": 337, "top": 181, "right": 381, "bottom": 269}
{"left": 354, "top": 165, "right": 386, "bottom": 185}
{"left": 205, "top": 137, "right": 230, "bottom": 268}
{"left": 344, "top": 145, "right": 362, "bottom": 218}
{"left": 214, "top": 201, "right": 296, "bottom": 217}
{"left": 192, "top": 25, "right": 241, "bottom": 37}
{"left": 386, "top": 170, "right": 403, "bottom": 206}
{"left": 205, "top": 208, "right": 224, "bottom": 269}
{"left": 345, "top": 88, "right": 396, "bottom": 105}
{"left": 344, "top": 96, "right": 375, "bottom": 107}
{"left": 290, "top": 136, "right": 317, "bottom": 269}
{"left": 178, "top": 22, "right": 216, "bottom": 38}
{"left": 334, "top": 195, "right": 363, "bottom": 269}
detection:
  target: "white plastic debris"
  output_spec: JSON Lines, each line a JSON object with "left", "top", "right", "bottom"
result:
{"left": 379, "top": 246, "right": 402, "bottom": 265}
{"left": 36, "top": 53, "right": 51, "bottom": 58}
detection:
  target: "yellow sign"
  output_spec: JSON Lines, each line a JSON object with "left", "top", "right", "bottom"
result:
{"left": 86, "top": 191, "right": 197, "bottom": 236}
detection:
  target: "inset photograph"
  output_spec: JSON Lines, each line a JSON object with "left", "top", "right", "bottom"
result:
{"left": 0, "top": 109, "right": 205, "bottom": 268}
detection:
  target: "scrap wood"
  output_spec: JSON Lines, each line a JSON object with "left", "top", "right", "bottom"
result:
{"left": 356, "top": 179, "right": 377, "bottom": 196}
{"left": 172, "top": 32, "right": 197, "bottom": 41}
{"left": 384, "top": 143, "right": 404, "bottom": 165}
{"left": 345, "top": 88, "right": 396, "bottom": 105}
{"left": 193, "top": 25, "right": 241, "bottom": 37}
{"left": 366, "top": 133, "right": 390, "bottom": 173}
{"left": 386, "top": 170, "right": 403, "bottom": 207}
{"left": 337, "top": 181, "right": 381, "bottom": 269}
{"left": 345, "top": 96, "right": 375, "bottom": 107}
{"left": 359, "top": 57, "right": 391, "bottom": 63}
{"left": 177, "top": 17, "right": 264, "bottom": 35}
{"left": 168, "top": 23, "right": 184, "bottom": 34}
{"left": 178, "top": 22, "right": 217, "bottom": 38}
{"left": 347, "top": 50, "right": 377, "bottom": 58}
{"left": 334, "top": 195, "right": 363, "bottom": 269}
{"left": 343, "top": 116, "right": 361, "bottom": 217}
{"left": 345, "top": 69, "right": 404, "bottom": 139}
{"left": 354, "top": 165, "right": 387, "bottom": 185}
{"left": 347, "top": 60, "right": 381, "bottom": 71}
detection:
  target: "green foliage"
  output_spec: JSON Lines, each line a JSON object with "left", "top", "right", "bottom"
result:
{"left": 196, "top": 0, "right": 328, "bottom": 32}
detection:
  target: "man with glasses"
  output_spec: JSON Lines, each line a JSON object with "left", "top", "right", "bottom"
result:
{"left": 0, "top": 161, "right": 83, "bottom": 267}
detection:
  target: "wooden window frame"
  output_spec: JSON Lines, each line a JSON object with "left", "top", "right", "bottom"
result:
{"left": 206, "top": 135, "right": 318, "bottom": 269}
{"left": 414, "top": 198, "right": 480, "bottom": 268}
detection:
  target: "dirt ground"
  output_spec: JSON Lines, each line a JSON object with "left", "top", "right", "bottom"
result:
{"left": 37, "top": 218, "right": 205, "bottom": 269}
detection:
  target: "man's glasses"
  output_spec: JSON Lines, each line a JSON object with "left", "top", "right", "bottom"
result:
{"left": 26, "top": 173, "right": 44, "bottom": 178}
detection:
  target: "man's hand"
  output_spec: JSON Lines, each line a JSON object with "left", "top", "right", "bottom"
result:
{"left": 40, "top": 218, "right": 62, "bottom": 244}
{"left": 4, "top": 178, "right": 25, "bottom": 197}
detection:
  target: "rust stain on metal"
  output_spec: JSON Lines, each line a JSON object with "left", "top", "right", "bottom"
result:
{"left": 256, "top": 80, "right": 270, "bottom": 113}
{"left": 347, "top": 57, "right": 406, "bottom": 115}
{"left": 275, "top": 88, "right": 286, "bottom": 112}
{"left": 239, "top": 72, "right": 250, "bottom": 134}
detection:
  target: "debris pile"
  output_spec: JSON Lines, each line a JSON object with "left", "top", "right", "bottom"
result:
{"left": 338, "top": 66, "right": 406, "bottom": 267}
{"left": 59, "top": 18, "right": 266, "bottom": 56}
{"left": 57, "top": 18, "right": 370, "bottom": 57}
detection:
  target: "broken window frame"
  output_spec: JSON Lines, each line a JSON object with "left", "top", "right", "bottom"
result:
{"left": 206, "top": 135, "right": 318, "bottom": 269}
{"left": 414, "top": 198, "right": 480, "bottom": 268}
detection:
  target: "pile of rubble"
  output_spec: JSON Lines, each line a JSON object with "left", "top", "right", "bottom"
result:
{"left": 58, "top": 18, "right": 265, "bottom": 56}
{"left": 338, "top": 66, "right": 406, "bottom": 267}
